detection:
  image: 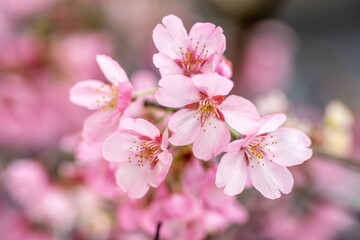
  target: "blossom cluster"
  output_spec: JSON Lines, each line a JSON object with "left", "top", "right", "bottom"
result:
{"left": 2, "top": 2, "right": 359, "bottom": 239}
{"left": 70, "top": 14, "right": 312, "bottom": 202}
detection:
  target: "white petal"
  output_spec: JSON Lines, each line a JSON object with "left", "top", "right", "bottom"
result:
{"left": 248, "top": 159, "right": 294, "bottom": 199}
{"left": 69, "top": 80, "right": 113, "bottom": 110}
{"left": 96, "top": 55, "right": 129, "bottom": 85}
{"left": 120, "top": 118, "right": 160, "bottom": 140}
{"left": 257, "top": 113, "right": 286, "bottom": 135}
{"left": 264, "top": 127, "right": 312, "bottom": 166}
{"left": 115, "top": 163, "right": 150, "bottom": 199}
{"left": 192, "top": 118, "right": 230, "bottom": 161}
{"left": 220, "top": 95, "right": 260, "bottom": 135}
{"left": 155, "top": 75, "right": 201, "bottom": 108}
{"left": 168, "top": 109, "right": 201, "bottom": 146}
{"left": 216, "top": 150, "right": 247, "bottom": 196}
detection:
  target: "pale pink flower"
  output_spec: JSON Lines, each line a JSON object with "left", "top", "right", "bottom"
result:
{"left": 216, "top": 113, "right": 312, "bottom": 199}
{"left": 70, "top": 54, "right": 132, "bottom": 143}
{"left": 153, "top": 14, "right": 226, "bottom": 77}
{"left": 103, "top": 118, "right": 172, "bottom": 198}
{"left": 155, "top": 73, "right": 259, "bottom": 160}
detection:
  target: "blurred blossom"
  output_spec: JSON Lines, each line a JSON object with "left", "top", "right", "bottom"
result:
{"left": 104, "top": 0, "right": 194, "bottom": 69}
{"left": 237, "top": 20, "right": 297, "bottom": 96}
{"left": 0, "top": 34, "right": 44, "bottom": 72}
{"left": 0, "top": 75, "right": 87, "bottom": 151}
{"left": 28, "top": 187, "right": 76, "bottom": 233}
{"left": 116, "top": 159, "right": 247, "bottom": 240}
{"left": 263, "top": 200, "right": 354, "bottom": 240}
{"left": 4, "top": 159, "right": 49, "bottom": 207}
{"left": 309, "top": 157, "right": 360, "bottom": 209}
{"left": 73, "top": 139, "right": 122, "bottom": 199}
{"left": 0, "top": 0, "right": 57, "bottom": 20}
{"left": 51, "top": 33, "right": 114, "bottom": 81}
{"left": 354, "top": 112, "right": 360, "bottom": 158}
{"left": 254, "top": 89, "right": 290, "bottom": 116}
{"left": 0, "top": 15, "right": 11, "bottom": 41}
{"left": 322, "top": 100, "right": 354, "bottom": 157}
{"left": 73, "top": 187, "right": 114, "bottom": 240}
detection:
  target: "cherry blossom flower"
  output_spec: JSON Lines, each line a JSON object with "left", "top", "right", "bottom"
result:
{"left": 155, "top": 73, "right": 259, "bottom": 160}
{"left": 216, "top": 113, "right": 312, "bottom": 199}
{"left": 102, "top": 118, "right": 172, "bottom": 198}
{"left": 70, "top": 54, "right": 132, "bottom": 142}
{"left": 153, "top": 14, "right": 226, "bottom": 77}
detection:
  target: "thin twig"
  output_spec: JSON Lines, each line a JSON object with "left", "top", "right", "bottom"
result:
{"left": 133, "top": 88, "right": 158, "bottom": 98}
{"left": 144, "top": 100, "right": 178, "bottom": 112}
{"left": 154, "top": 221, "right": 162, "bottom": 240}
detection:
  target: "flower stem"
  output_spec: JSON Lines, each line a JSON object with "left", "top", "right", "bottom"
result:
{"left": 133, "top": 88, "right": 158, "bottom": 98}
{"left": 144, "top": 100, "right": 178, "bottom": 112}
{"left": 227, "top": 123, "right": 242, "bottom": 140}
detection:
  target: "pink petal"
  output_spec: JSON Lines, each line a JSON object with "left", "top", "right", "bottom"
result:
{"left": 192, "top": 73, "right": 233, "bottom": 98}
{"left": 168, "top": 109, "right": 201, "bottom": 146}
{"left": 120, "top": 118, "right": 160, "bottom": 140}
{"left": 116, "top": 81, "right": 133, "bottom": 112}
{"left": 149, "top": 151, "right": 173, "bottom": 187}
{"left": 115, "top": 163, "right": 150, "bottom": 199}
{"left": 216, "top": 150, "right": 248, "bottom": 196}
{"left": 161, "top": 128, "right": 169, "bottom": 150}
{"left": 220, "top": 95, "right": 260, "bottom": 135}
{"left": 265, "top": 127, "right": 312, "bottom": 166}
{"left": 215, "top": 56, "right": 233, "bottom": 79}
{"left": 96, "top": 54, "right": 129, "bottom": 85}
{"left": 257, "top": 113, "right": 286, "bottom": 135}
{"left": 69, "top": 80, "right": 113, "bottom": 110}
{"left": 226, "top": 139, "right": 248, "bottom": 152}
{"left": 188, "top": 22, "right": 226, "bottom": 56}
{"left": 248, "top": 160, "right": 294, "bottom": 199}
{"left": 192, "top": 118, "right": 230, "bottom": 160}
{"left": 102, "top": 131, "right": 142, "bottom": 163}
{"left": 155, "top": 75, "right": 201, "bottom": 108}
{"left": 153, "top": 53, "right": 184, "bottom": 76}
{"left": 83, "top": 108, "right": 121, "bottom": 143}
{"left": 153, "top": 14, "right": 188, "bottom": 59}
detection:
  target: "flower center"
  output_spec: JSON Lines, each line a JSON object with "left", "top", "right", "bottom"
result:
{"left": 177, "top": 39, "right": 209, "bottom": 76}
{"left": 244, "top": 135, "right": 278, "bottom": 168}
{"left": 96, "top": 84, "right": 119, "bottom": 111}
{"left": 128, "top": 140, "right": 162, "bottom": 167}
{"left": 194, "top": 98, "right": 223, "bottom": 127}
